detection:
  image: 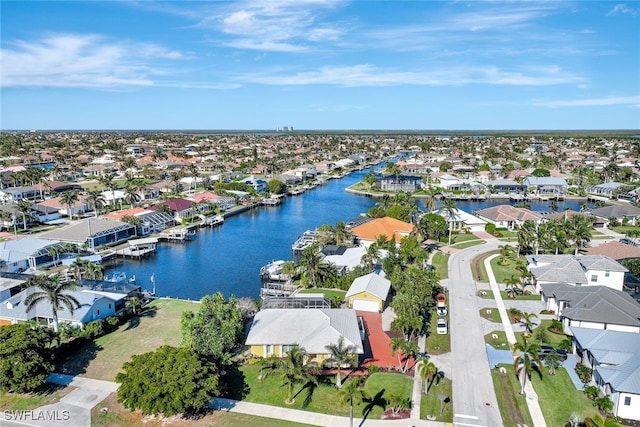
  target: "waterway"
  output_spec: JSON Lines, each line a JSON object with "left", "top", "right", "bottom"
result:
{"left": 113, "top": 170, "right": 598, "bottom": 300}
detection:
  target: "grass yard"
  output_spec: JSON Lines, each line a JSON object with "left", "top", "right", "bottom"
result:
{"left": 450, "top": 239, "right": 486, "bottom": 249}
{"left": 515, "top": 320, "right": 569, "bottom": 349}
{"left": 530, "top": 367, "right": 598, "bottom": 426}
{"left": 234, "top": 365, "right": 411, "bottom": 420}
{"left": 298, "top": 288, "right": 346, "bottom": 301}
{"left": 91, "top": 392, "right": 315, "bottom": 427}
{"left": 0, "top": 384, "right": 70, "bottom": 411}
{"left": 57, "top": 298, "right": 198, "bottom": 381}
{"left": 425, "top": 310, "right": 451, "bottom": 354}
{"left": 489, "top": 256, "right": 523, "bottom": 284}
{"left": 471, "top": 251, "right": 497, "bottom": 282}
{"left": 491, "top": 366, "right": 533, "bottom": 427}
{"left": 420, "top": 377, "right": 453, "bottom": 422}
{"left": 431, "top": 252, "right": 449, "bottom": 280}
{"left": 484, "top": 331, "right": 509, "bottom": 350}
{"left": 479, "top": 307, "right": 502, "bottom": 323}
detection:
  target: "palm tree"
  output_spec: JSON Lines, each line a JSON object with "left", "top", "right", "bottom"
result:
{"left": 334, "top": 221, "right": 353, "bottom": 246}
{"left": 513, "top": 335, "right": 543, "bottom": 395}
{"left": 584, "top": 413, "right": 622, "bottom": 427}
{"left": 24, "top": 274, "right": 80, "bottom": 347}
{"left": 416, "top": 356, "right": 438, "bottom": 395}
{"left": 440, "top": 198, "right": 458, "bottom": 246}
{"left": 384, "top": 161, "right": 402, "bottom": 190}
{"left": 423, "top": 186, "right": 439, "bottom": 212}
{"left": 325, "top": 336, "right": 355, "bottom": 388}
{"left": 504, "top": 275, "right": 521, "bottom": 298}
{"left": 298, "top": 243, "right": 334, "bottom": 288}
{"left": 390, "top": 337, "right": 418, "bottom": 373}
{"left": 98, "top": 172, "right": 117, "bottom": 207}
{"left": 338, "top": 376, "right": 364, "bottom": 427}
{"left": 16, "top": 199, "right": 33, "bottom": 230}
{"left": 362, "top": 170, "right": 377, "bottom": 191}
{"left": 85, "top": 189, "right": 106, "bottom": 218}
{"left": 126, "top": 296, "right": 142, "bottom": 315}
{"left": 520, "top": 312, "right": 538, "bottom": 336}
{"left": 570, "top": 216, "right": 593, "bottom": 255}
{"left": 277, "top": 345, "right": 313, "bottom": 404}
{"left": 84, "top": 262, "right": 104, "bottom": 281}
{"left": 498, "top": 244, "right": 516, "bottom": 265}
{"left": 60, "top": 190, "right": 79, "bottom": 220}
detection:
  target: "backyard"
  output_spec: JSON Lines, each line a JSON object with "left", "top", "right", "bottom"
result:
{"left": 56, "top": 298, "right": 198, "bottom": 380}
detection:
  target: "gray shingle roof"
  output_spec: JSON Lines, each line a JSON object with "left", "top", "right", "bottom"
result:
{"left": 528, "top": 255, "right": 627, "bottom": 285}
{"left": 245, "top": 308, "right": 363, "bottom": 354}
{"left": 572, "top": 328, "right": 640, "bottom": 394}
{"left": 591, "top": 204, "right": 640, "bottom": 219}
{"left": 541, "top": 284, "right": 640, "bottom": 327}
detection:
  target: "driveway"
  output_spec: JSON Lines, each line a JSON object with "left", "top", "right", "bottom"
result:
{"left": 358, "top": 310, "right": 403, "bottom": 369}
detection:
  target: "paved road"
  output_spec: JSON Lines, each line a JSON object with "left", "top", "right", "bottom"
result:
{"left": 447, "top": 239, "right": 503, "bottom": 427}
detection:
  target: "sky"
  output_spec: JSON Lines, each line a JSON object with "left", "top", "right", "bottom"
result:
{"left": 1, "top": 1, "right": 639, "bottom": 130}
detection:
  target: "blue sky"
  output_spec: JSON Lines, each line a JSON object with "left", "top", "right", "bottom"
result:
{"left": 1, "top": 1, "right": 639, "bottom": 130}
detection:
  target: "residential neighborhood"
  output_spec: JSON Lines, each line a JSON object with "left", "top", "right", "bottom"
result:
{"left": 1, "top": 130, "right": 640, "bottom": 427}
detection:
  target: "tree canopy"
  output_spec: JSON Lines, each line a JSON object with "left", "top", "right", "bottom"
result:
{"left": 116, "top": 345, "right": 219, "bottom": 417}
{"left": 0, "top": 323, "right": 55, "bottom": 393}
{"left": 181, "top": 292, "right": 243, "bottom": 361}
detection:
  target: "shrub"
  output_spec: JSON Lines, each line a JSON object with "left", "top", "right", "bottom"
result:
{"left": 83, "top": 320, "right": 105, "bottom": 339}
{"left": 575, "top": 363, "right": 593, "bottom": 384}
{"left": 485, "top": 223, "right": 496, "bottom": 235}
{"left": 548, "top": 319, "right": 563, "bottom": 333}
{"left": 367, "top": 365, "right": 381, "bottom": 374}
{"left": 105, "top": 315, "right": 120, "bottom": 327}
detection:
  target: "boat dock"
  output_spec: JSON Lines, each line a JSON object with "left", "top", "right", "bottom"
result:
{"left": 198, "top": 214, "right": 224, "bottom": 227}
{"left": 159, "top": 226, "right": 197, "bottom": 242}
{"left": 259, "top": 282, "right": 298, "bottom": 299}
{"left": 292, "top": 230, "right": 316, "bottom": 254}
{"left": 115, "top": 237, "right": 158, "bottom": 259}
{"left": 261, "top": 194, "right": 286, "bottom": 206}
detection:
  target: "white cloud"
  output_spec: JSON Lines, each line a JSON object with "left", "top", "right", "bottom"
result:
{"left": 606, "top": 4, "right": 638, "bottom": 16}
{"left": 0, "top": 33, "right": 232, "bottom": 89}
{"left": 534, "top": 96, "right": 640, "bottom": 108}
{"left": 238, "top": 64, "right": 585, "bottom": 87}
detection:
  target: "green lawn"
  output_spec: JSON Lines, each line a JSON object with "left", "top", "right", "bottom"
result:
{"left": 420, "top": 377, "right": 453, "bottom": 422}
{"left": 425, "top": 310, "right": 451, "bottom": 354}
{"left": 515, "top": 319, "right": 569, "bottom": 348}
{"left": 490, "top": 256, "right": 523, "bottom": 284}
{"left": 471, "top": 251, "right": 497, "bottom": 282}
{"left": 479, "top": 307, "right": 502, "bottom": 323}
{"left": 530, "top": 367, "right": 598, "bottom": 426}
{"left": 235, "top": 365, "right": 409, "bottom": 420}
{"left": 491, "top": 366, "right": 534, "bottom": 427}
{"left": 0, "top": 384, "right": 68, "bottom": 411}
{"left": 57, "top": 298, "right": 198, "bottom": 381}
{"left": 298, "top": 288, "right": 346, "bottom": 301}
{"left": 431, "top": 252, "right": 449, "bottom": 280}
{"left": 484, "top": 331, "right": 509, "bottom": 350}
{"left": 477, "top": 289, "right": 542, "bottom": 301}
{"left": 451, "top": 239, "right": 486, "bottom": 249}
{"left": 611, "top": 225, "right": 640, "bottom": 235}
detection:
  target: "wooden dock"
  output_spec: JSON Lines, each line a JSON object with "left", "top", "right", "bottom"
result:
{"left": 116, "top": 237, "right": 158, "bottom": 259}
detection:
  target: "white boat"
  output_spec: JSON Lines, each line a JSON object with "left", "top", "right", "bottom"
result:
{"left": 292, "top": 230, "right": 316, "bottom": 253}
{"left": 105, "top": 271, "right": 136, "bottom": 284}
{"left": 260, "top": 260, "right": 288, "bottom": 281}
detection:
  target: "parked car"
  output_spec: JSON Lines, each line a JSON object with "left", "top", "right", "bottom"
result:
{"left": 436, "top": 304, "right": 447, "bottom": 316}
{"left": 436, "top": 293, "right": 446, "bottom": 305}
{"left": 436, "top": 317, "right": 447, "bottom": 335}
{"left": 538, "top": 345, "right": 567, "bottom": 361}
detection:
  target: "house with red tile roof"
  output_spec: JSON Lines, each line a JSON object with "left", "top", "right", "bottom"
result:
{"left": 474, "top": 205, "right": 542, "bottom": 231}
{"left": 350, "top": 216, "right": 414, "bottom": 247}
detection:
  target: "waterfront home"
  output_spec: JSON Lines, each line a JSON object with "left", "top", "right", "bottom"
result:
{"left": 474, "top": 205, "right": 541, "bottom": 231}
{"left": 150, "top": 198, "right": 199, "bottom": 222}
{"left": 39, "top": 218, "right": 136, "bottom": 251}
{"left": 103, "top": 207, "right": 175, "bottom": 236}
{"left": 0, "top": 237, "right": 66, "bottom": 273}
{"left": 345, "top": 273, "right": 391, "bottom": 312}
{"left": 32, "top": 181, "right": 82, "bottom": 196}
{"left": 0, "top": 285, "right": 126, "bottom": 329}
{"left": 522, "top": 176, "right": 568, "bottom": 197}
{"left": 541, "top": 284, "right": 640, "bottom": 333}
{"left": 571, "top": 327, "right": 640, "bottom": 422}
{"left": 590, "top": 204, "right": 640, "bottom": 227}
{"left": 245, "top": 308, "right": 363, "bottom": 365}
{"left": 187, "top": 192, "right": 236, "bottom": 211}
{"left": 321, "top": 245, "right": 375, "bottom": 272}
{"left": 583, "top": 240, "right": 640, "bottom": 261}
{"left": 350, "top": 216, "right": 414, "bottom": 248}
{"left": 585, "top": 182, "right": 627, "bottom": 200}
{"left": 435, "top": 207, "right": 488, "bottom": 233}
{"left": 528, "top": 254, "right": 627, "bottom": 292}
{"left": 485, "top": 179, "right": 527, "bottom": 194}
{"left": 379, "top": 174, "right": 422, "bottom": 192}
{"left": 240, "top": 176, "right": 268, "bottom": 193}
{"left": 437, "top": 174, "right": 460, "bottom": 190}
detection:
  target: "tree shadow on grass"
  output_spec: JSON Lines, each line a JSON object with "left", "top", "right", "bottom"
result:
{"left": 219, "top": 362, "right": 249, "bottom": 401}
{"left": 124, "top": 306, "right": 157, "bottom": 331}
{"left": 54, "top": 339, "right": 102, "bottom": 377}
{"left": 360, "top": 389, "right": 387, "bottom": 425}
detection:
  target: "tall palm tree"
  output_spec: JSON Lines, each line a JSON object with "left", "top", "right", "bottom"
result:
{"left": 423, "top": 186, "right": 439, "bottom": 212}
{"left": 24, "top": 274, "right": 80, "bottom": 346}
{"left": 277, "top": 345, "right": 315, "bottom": 404}
{"left": 338, "top": 376, "right": 364, "bottom": 427}
{"left": 384, "top": 162, "right": 402, "bottom": 190}
{"left": 325, "top": 336, "right": 355, "bottom": 388}
{"left": 85, "top": 189, "right": 106, "bottom": 218}
{"left": 440, "top": 198, "right": 458, "bottom": 246}
{"left": 16, "top": 199, "right": 33, "bottom": 230}
{"left": 98, "top": 172, "right": 117, "bottom": 207}
{"left": 60, "top": 190, "right": 79, "bottom": 220}
{"left": 334, "top": 221, "right": 353, "bottom": 246}
{"left": 504, "top": 275, "right": 521, "bottom": 298}
{"left": 416, "top": 356, "right": 438, "bottom": 395}
{"left": 390, "top": 337, "right": 418, "bottom": 373}
{"left": 520, "top": 312, "right": 538, "bottom": 336}
{"left": 84, "top": 262, "right": 104, "bottom": 281}
{"left": 512, "top": 335, "right": 543, "bottom": 395}
{"left": 570, "top": 216, "right": 593, "bottom": 255}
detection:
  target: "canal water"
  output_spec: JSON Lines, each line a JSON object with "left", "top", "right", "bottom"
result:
{"left": 114, "top": 169, "right": 596, "bottom": 300}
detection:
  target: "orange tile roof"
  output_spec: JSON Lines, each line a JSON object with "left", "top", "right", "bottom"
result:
{"left": 103, "top": 207, "right": 148, "bottom": 220}
{"left": 351, "top": 217, "right": 414, "bottom": 242}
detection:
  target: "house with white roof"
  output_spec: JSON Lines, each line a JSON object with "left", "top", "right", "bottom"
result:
{"left": 527, "top": 254, "right": 628, "bottom": 292}
{"left": 572, "top": 328, "right": 640, "bottom": 421}
{"left": 245, "top": 308, "right": 363, "bottom": 366}
{"left": 474, "top": 205, "right": 541, "bottom": 231}
{"left": 522, "top": 176, "right": 568, "bottom": 197}
{"left": 345, "top": 273, "right": 391, "bottom": 312}
{"left": 0, "top": 237, "right": 66, "bottom": 273}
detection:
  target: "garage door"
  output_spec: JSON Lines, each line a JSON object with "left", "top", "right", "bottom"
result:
{"left": 352, "top": 299, "right": 379, "bottom": 312}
